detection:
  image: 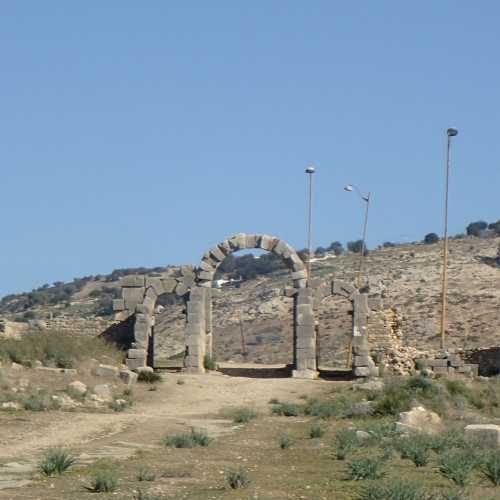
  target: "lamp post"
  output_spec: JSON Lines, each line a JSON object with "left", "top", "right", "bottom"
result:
{"left": 440, "top": 127, "right": 458, "bottom": 350}
{"left": 305, "top": 166, "right": 316, "bottom": 282}
{"left": 344, "top": 184, "right": 371, "bottom": 289}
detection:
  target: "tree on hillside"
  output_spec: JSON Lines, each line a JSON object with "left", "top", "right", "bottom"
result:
{"left": 315, "top": 246, "right": 327, "bottom": 256}
{"left": 424, "top": 233, "right": 439, "bottom": 244}
{"left": 327, "top": 241, "right": 344, "bottom": 256}
{"left": 347, "top": 240, "right": 368, "bottom": 255}
{"left": 466, "top": 221, "right": 488, "bottom": 237}
{"left": 488, "top": 220, "right": 500, "bottom": 235}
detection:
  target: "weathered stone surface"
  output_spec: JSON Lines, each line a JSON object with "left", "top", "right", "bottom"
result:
{"left": 428, "top": 359, "right": 448, "bottom": 368}
{"left": 354, "top": 367, "right": 370, "bottom": 377}
{"left": 175, "top": 282, "right": 189, "bottom": 297}
{"left": 1, "top": 401, "right": 22, "bottom": 410}
{"left": 293, "top": 278, "right": 307, "bottom": 289}
{"left": 161, "top": 278, "right": 177, "bottom": 293}
{"left": 245, "top": 234, "right": 258, "bottom": 248}
{"left": 93, "top": 384, "right": 112, "bottom": 401}
{"left": 354, "top": 355, "right": 372, "bottom": 367}
{"left": 198, "top": 271, "right": 214, "bottom": 281}
{"left": 127, "top": 357, "right": 146, "bottom": 370}
{"left": 96, "top": 364, "right": 119, "bottom": 378}
{"left": 127, "top": 349, "right": 146, "bottom": 359}
{"left": 465, "top": 424, "right": 500, "bottom": 448}
{"left": 353, "top": 379, "right": 385, "bottom": 392}
{"left": 396, "top": 406, "right": 443, "bottom": 435}
{"left": 146, "top": 277, "right": 165, "bottom": 296}
{"left": 113, "top": 299, "right": 125, "bottom": 311}
{"left": 68, "top": 380, "right": 87, "bottom": 395}
{"left": 260, "top": 235, "right": 277, "bottom": 251}
{"left": 292, "top": 369, "right": 318, "bottom": 379}
{"left": 199, "top": 259, "right": 216, "bottom": 272}
{"left": 209, "top": 246, "right": 226, "bottom": 262}
{"left": 123, "top": 287, "right": 145, "bottom": 310}
{"left": 291, "top": 270, "right": 307, "bottom": 280}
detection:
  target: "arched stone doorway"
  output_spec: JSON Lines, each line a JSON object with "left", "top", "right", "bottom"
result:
{"left": 113, "top": 234, "right": 318, "bottom": 379}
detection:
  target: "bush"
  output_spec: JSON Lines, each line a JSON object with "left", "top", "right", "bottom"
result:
{"left": 347, "top": 240, "right": 367, "bottom": 254}
{"left": 91, "top": 469, "right": 119, "bottom": 492}
{"left": 483, "top": 450, "right": 500, "bottom": 486}
{"left": 358, "top": 481, "right": 428, "bottom": 500}
{"left": 222, "top": 406, "right": 257, "bottom": 424}
{"left": 203, "top": 355, "right": 217, "bottom": 371}
{"left": 225, "top": 467, "right": 250, "bottom": 489}
{"left": 110, "top": 397, "right": 133, "bottom": 412}
{"left": 164, "top": 428, "right": 211, "bottom": 448}
{"left": 347, "top": 458, "right": 385, "bottom": 480}
{"left": 466, "top": 220, "right": 488, "bottom": 237}
{"left": 335, "top": 429, "right": 359, "bottom": 460}
{"left": 429, "top": 428, "right": 467, "bottom": 454}
{"left": 39, "top": 448, "right": 76, "bottom": 476}
{"left": 424, "top": 233, "right": 439, "bottom": 244}
{"left": 271, "top": 402, "right": 301, "bottom": 417}
{"left": 279, "top": 435, "right": 292, "bottom": 449}
{"left": 137, "top": 468, "right": 156, "bottom": 482}
{"left": 373, "top": 383, "right": 412, "bottom": 416}
{"left": 137, "top": 371, "right": 162, "bottom": 384}
{"left": 439, "top": 450, "right": 479, "bottom": 486}
{"left": 23, "top": 392, "right": 60, "bottom": 411}
{"left": 309, "top": 422, "right": 325, "bottom": 439}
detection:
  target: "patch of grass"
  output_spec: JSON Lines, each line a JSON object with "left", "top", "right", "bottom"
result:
{"left": 309, "top": 422, "right": 325, "bottom": 439}
{"left": 164, "top": 428, "right": 211, "bottom": 448}
{"left": 109, "top": 397, "right": 133, "bottom": 412}
{"left": 373, "top": 383, "right": 412, "bottom": 416}
{"left": 137, "top": 371, "right": 162, "bottom": 384}
{"left": 23, "top": 392, "right": 60, "bottom": 411}
{"left": 137, "top": 468, "right": 156, "bottom": 482}
{"left": 271, "top": 402, "right": 301, "bottom": 417}
{"left": 279, "top": 435, "right": 292, "bottom": 449}
{"left": 90, "top": 469, "right": 119, "bottom": 492}
{"left": 358, "top": 481, "right": 431, "bottom": 499}
{"left": 134, "top": 492, "right": 165, "bottom": 500}
{"left": 334, "top": 429, "right": 359, "bottom": 460}
{"left": 439, "top": 449, "right": 479, "bottom": 487}
{"left": 483, "top": 450, "right": 500, "bottom": 486}
{"left": 222, "top": 406, "right": 257, "bottom": 424}
{"left": 225, "top": 466, "right": 250, "bottom": 489}
{"left": 396, "top": 434, "right": 432, "bottom": 467}
{"left": 39, "top": 447, "right": 77, "bottom": 476}
{"left": 347, "top": 457, "right": 385, "bottom": 480}
{"left": 429, "top": 428, "right": 467, "bottom": 454}
{"left": 65, "top": 386, "right": 86, "bottom": 402}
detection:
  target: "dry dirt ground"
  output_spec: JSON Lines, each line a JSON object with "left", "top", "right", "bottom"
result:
{"left": 0, "top": 365, "right": 331, "bottom": 499}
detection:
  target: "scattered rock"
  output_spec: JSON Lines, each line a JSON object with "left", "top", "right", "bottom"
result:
{"left": 119, "top": 370, "right": 138, "bottom": 385}
{"left": 356, "top": 430, "right": 371, "bottom": 441}
{"left": 53, "top": 394, "right": 79, "bottom": 409}
{"left": 465, "top": 424, "right": 500, "bottom": 448}
{"left": 93, "top": 384, "right": 113, "bottom": 402}
{"left": 95, "top": 364, "right": 119, "bottom": 378}
{"left": 136, "top": 366, "right": 154, "bottom": 374}
{"left": 11, "top": 362, "right": 23, "bottom": 371}
{"left": 350, "top": 401, "right": 375, "bottom": 417}
{"left": 353, "top": 380, "right": 385, "bottom": 392}
{"left": 396, "top": 406, "right": 443, "bottom": 435}
{"left": 68, "top": 381, "right": 87, "bottom": 395}
{"left": 1, "top": 401, "right": 22, "bottom": 411}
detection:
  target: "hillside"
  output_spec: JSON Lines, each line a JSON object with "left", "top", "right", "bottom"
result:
{"left": 1, "top": 236, "right": 498, "bottom": 369}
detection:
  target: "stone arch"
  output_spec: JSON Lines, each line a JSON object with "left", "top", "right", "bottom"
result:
{"left": 311, "top": 278, "right": 381, "bottom": 377}
{"left": 113, "top": 234, "right": 318, "bottom": 378}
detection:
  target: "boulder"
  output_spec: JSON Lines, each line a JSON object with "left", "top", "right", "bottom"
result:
{"left": 11, "top": 362, "right": 23, "bottom": 371}
{"left": 395, "top": 406, "right": 443, "bottom": 435}
{"left": 119, "top": 369, "right": 138, "bottom": 385}
{"left": 1, "top": 401, "right": 22, "bottom": 411}
{"left": 93, "top": 384, "right": 113, "bottom": 402}
{"left": 465, "top": 424, "right": 500, "bottom": 448}
{"left": 68, "top": 381, "right": 87, "bottom": 395}
{"left": 353, "top": 379, "right": 384, "bottom": 393}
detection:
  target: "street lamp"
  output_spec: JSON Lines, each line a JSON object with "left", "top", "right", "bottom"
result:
{"left": 440, "top": 127, "right": 458, "bottom": 350}
{"left": 344, "top": 184, "right": 371, "bottom": 288}
{"left": 305, "top": 166, "right": 316, "bottom": 282}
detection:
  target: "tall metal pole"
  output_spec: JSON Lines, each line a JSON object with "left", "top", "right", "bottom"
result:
{"left": 440, "top": 128, "right": 458, "bottom": 350}
{"left": 305, "top": 166, "right": 315, "bottom": 282}
{"left": 357, "top": 193, "right": 371, "bottom": 289}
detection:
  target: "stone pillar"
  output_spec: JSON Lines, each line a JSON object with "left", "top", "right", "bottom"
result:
{"left": 352, "top": 292, "right": 379, "bottom": 377}
{"left": 292, "top": 288, "right": 318, "bottom": 379}
{"left": 205, "top": 288, "right": 213, "bottom": 359}
{"left": 125, "top": 311, "right": 151, "bottom": 370}
{"left": 185, "top": 286, "right": 207, "bottom": 373}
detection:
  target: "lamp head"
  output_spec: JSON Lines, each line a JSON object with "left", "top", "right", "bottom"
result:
{"left": 447, "top": 128, "right": 458, "bottom": 137}
{"left": 305, "top": 166, "right": 315, "bottom": 174}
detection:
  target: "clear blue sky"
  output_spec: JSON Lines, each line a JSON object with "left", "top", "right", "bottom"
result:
{"left": 1, "top": 2, "right": 499, "bottom": 297}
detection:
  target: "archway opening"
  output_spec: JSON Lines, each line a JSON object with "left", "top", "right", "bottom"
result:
{"left": 210, "top": 249, "right": 295, "bottom": 378}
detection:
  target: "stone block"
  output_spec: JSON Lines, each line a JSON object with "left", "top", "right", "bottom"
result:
{"left": 297, "top": 336, "right": 315, "bottom": 349}
{"left": 433, "top": 366, "right": 448, "bottom": 374}
{"left": 463, "top": 364, "right": 479, "bottom": 377}
{"left": 127, "top": 349, "right": 146, "bottom": 359}
{"left": 283, "top": 287, "right": 298, "bottom": 297}
{"left": 96, "top": 364, "right": 119, "bottom": 378}
{"left": 119, "top": 370, "right": 138, "bottom": 385}
{"left": 465, "top": 424, "right": 500, "bottom": 447}
{"left": 209, "top": 246, "right": 226, "bottom": 262}
{"left": 199, "top": 259, "right": 216, "bottom": 272}
{"left": 145, "top": 277, "right": 165, "bottom": 296}
{"left": 244, "top": 234, "right": 257, "bottom": 248}
{"left": 162, "top": 278, "right": 177, "bottom": 293}
{"left": 113, "top": 299, "right": 125, "bottom": 311}
{"left": 291, "top": 270, "right": 307, "bottom": 280}
{"left": 181, "top": 265, "right": 195, "bottom": 277}
{"left": 293, "top": 278, "right": 307, "bottom": 289}
{"left": 292, "top": 369, "right": 319, "bottom": 379}
{"left": 297, "top": 312, "right": 315, "bottom": 326}
{"left": 175, "top": 283, "right": 189, "bottom": 297}
{"left": 219, "top": 240, "right": 232, "bottom": 254}
{"left": 198, "top": 270, "right": 214, "bottom": 281}
{"left": 428, "top": 359, "right": 448, "bottom": 368}
{"left": 123, "top": 287, "right": 145, "bottom": 310}
{"left": 120, "top": 275, "right": 145, "bottom": 287}
{"left": 260, "top": 235, "right": 277, "bottom": 251}
{"left": 354, "top": 355, "right": 372, "bottom": 367}
{"left": 354, "top": 367, "right": 370, "bottom": 377}
{"left": 126, "top": 357, "right": 147, "bottom": 370}
{"left": 229, "top": 233, "right": 246, "bottom": 250}
{"left": 273, "top": 240, "right": 287, "bottom": 256}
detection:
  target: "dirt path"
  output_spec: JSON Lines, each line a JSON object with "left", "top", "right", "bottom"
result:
{"left": 0, "top": 370, "right": 333, "bottom": 495}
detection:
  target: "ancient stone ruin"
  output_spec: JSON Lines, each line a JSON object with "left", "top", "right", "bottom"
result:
{"left": 113, "top": 233, "right": 381, "bottom": 378}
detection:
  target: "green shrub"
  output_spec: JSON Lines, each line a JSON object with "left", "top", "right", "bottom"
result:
{"left": 39, "top": 448, "right": 76, "bottom": 476}
{"left": 225, "top": 466, "right": 250, "bottom": 489}
{"left": 203, "top": 355, "right": 217, "bottom": 371}
{"left": 347, "top": 458, "right": 385, "bottom": 480}
{"left": 23, "top": 392, "right": 60, "bottom": 411}
{"left": 439, "top": 450, "right": 479, "bottom": 486}
{"left": 271, "top": 402, "right": 301, "bottom": 417}
{"left": 91, "top": 469, "right": 119, "bottom": 492}
{"left": 222, "top": 406, "right": 257, "bottom": 424}
{"left": 164, "top": 428, "right": 211, "bottom": 448}
{"left": 110, "top": 397, "right": 133, "bottom": 412}
{"left": 137, "top": 371, "right": 162, "bottom": 384}
{"left": 483, "top": 450, "right": 500, "bottom": 486}
{"left": 309, "top": 422, "right": 325, "bottom": 439}
{"left": 397, "top": 435, "right": 432, "bottom": 467}
{"left": 137, "top": 468, "right": 156, "bottom": 482}
{"left": 279, "top": 435, "right": 292, "bottom": 449}
{"left": 358, "top": 481, "right": 429, "bottom": 499}
{"left": 335, "top": 429, "right": 359, "bottom": 460}
{"left": 429, "top": 428, "right": 467, "bottom": 454}
{"left": 373, "top": 384, "right": 412, "bottom": 416}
